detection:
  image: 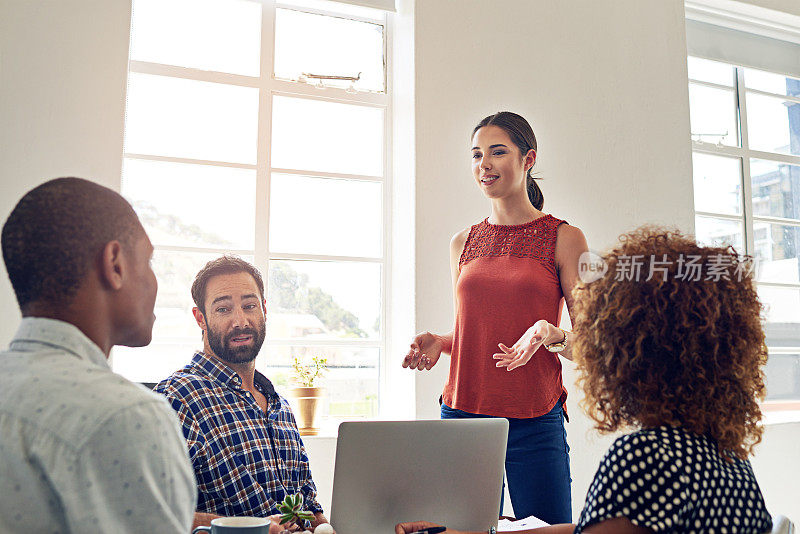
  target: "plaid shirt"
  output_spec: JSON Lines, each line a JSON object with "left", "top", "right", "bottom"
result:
{"left": 155, "top": 351, "right": 323, "bottom": 517}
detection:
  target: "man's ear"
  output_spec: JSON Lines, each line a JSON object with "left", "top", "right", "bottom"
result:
{"left": 192, "top": 307, "right": 207, "bottom": 332}
{"left": 99, "top": 240, "right": 125, "bottom": 291}
{"left": 261, "top": 299, "right": 267, "bottom": 316}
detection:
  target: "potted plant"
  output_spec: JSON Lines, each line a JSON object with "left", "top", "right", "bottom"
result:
{"left": 278, "top": 493, "right": 314, "bottom": 530}
{"left": 288, "top": 355, "right": 327, "bottom": 436}
{"left": 278, "top": 493, "right": 335, "bottom": 533}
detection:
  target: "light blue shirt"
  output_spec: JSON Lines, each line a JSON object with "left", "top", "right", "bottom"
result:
{"left": 0, "top": 318, "right": 196, "bottom": 533}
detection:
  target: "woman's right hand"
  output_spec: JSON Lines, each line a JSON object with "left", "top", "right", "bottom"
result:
{"left": 401, "top": 332, "right": 444, "bottom": 371}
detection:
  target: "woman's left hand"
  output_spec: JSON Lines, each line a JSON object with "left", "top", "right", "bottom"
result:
{"left": 493, "top": 320, "right": 564, "bottom": 371}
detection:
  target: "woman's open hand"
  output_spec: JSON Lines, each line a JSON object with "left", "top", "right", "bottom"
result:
{"left": 402, "top": 332, "right": 444, "bottom": 371}
{"left": 493, "top": 320, "right": 564, "bottom": 371}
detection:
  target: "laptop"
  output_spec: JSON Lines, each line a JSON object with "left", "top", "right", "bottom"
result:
{"left": 329, "top": 419, "right": 509, "bottom": 534}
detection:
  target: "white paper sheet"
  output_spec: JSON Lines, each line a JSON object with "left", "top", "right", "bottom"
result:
{"left": 497, "top": 515, "right": 550, "bottom": 532}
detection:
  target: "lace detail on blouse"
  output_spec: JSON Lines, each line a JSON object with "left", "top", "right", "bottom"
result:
{"left": 459, "top": 214, "right": 565, "bottom": 268}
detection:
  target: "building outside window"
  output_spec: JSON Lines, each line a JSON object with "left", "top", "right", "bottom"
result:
{"left": 115, "top": 0, "right": 394, "bottom": 430}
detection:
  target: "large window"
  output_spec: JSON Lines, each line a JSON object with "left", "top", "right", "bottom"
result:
{"left": 115, "top": 0, "right": 392, "bottom": 427}
{"left": 687, "top": 55, "right": 800, "bottom": 403}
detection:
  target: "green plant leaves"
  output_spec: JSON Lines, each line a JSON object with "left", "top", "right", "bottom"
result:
{"left": 291, "top": 355, "right": 328, "bottom": 387}
{"left": 277, "top": 493, "right": 311, "bottom": 526}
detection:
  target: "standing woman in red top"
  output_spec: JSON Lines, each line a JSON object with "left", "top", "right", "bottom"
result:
{"left": 402, "top": 111, "right": 589, "bottom": 524}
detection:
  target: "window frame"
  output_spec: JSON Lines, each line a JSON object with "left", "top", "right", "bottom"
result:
{"left": 121, "top": 0, "right": 394, "bottom": 423}
{"left": 688, "top": 57, "right": 800, "bottom": 410}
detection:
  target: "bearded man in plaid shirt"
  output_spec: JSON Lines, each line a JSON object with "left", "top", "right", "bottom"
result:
{"left": 155, "top": 256, "right": 331, "bottom": 531}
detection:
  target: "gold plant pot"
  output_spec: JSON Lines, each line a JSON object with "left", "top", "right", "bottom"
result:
{"left": 289, "top": 386, "right": 323, "bottom": 436}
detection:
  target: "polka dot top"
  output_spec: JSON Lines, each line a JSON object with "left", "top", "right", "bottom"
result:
{"left": 575, "top": 426, "right": 772, "bottom": 533}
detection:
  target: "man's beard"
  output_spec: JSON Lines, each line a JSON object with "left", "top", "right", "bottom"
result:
{"left": 206, "top": 321, "right": 266, "bottom": 364}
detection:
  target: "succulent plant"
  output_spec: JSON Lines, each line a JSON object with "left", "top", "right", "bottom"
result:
{"left": 278, "top": 493, "right": 315, "bottom": 528}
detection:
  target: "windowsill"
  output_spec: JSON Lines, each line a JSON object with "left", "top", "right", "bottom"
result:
{"left": 299, "top": 418, "right": 341, "bottom": 439}
{"left": 301, "top": 433, "right": 338, "bottom": 441}
{"left": 764, "top": 410, "right": 800, "bottom": 425}
{"left": 763, "top": 401, "right": 800, "bottom": 424}
{"left": 300, "top": 403, "right": 800, "bottom": 431}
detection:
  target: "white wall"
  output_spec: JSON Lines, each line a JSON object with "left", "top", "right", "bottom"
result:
{"left": 0, "top": 0, "right": 132, "bottom": 343}
{"left": 751, "top": 423, "right": 800, "bottom": 523}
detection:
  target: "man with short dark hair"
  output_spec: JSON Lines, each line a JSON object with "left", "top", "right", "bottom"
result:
{"left": 155, "top": 256, "right": 331, "bottom": 530}
{"left": 0, "top": 177, "right": 196, "bottom": 533}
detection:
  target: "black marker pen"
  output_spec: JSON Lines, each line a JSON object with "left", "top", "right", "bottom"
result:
{"left": 409, "top": 527, "right": 447, "bottom": 534}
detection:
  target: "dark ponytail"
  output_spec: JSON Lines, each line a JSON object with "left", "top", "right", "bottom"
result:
{"left": 472, "top": 111, "right": 543, "bottom": 210}
{"left": 526, "top": 174, "right": 544, "bottom": 211}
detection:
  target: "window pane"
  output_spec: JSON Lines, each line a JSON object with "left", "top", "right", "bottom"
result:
{"left": 746, "top": 93, "right": 800, "bottom": 157}
{"left": 130, "top": 0, "right": 262, "bottom": 76}
{"left": 113, "top": 341, "right": 199, "bottom": 383}
{"left": 269, "top": 174, "right": 382, "bottom": 257}
{"left": 754, "top": 223, "right": 800, "bottom": 284}
{"left": 123, "top": 158, "right": 256, "bottom": 250}
{"left": 687, "top": 57, "right": 734, "bottom": 86}
{"left": 689, "top": 83, "right": 739, "bottom": 146}
{"left": 125, "top": 72, "right": 259, "bottom": 164}
{"left": 759, "top": 286, "right": 800, "bottom": 325}
{"left": 760, "top": 288, "right": 800, "bottom": 403}
{"left": 744, "top": 68, "right": 800, "bottom": 99}
{"left": 271, "top": 96, "right": 383, "bottom": 176}
{"left": 259, "top": 345, "right": 379, "bottom": 422}
{"left": 153, "top": 250, "right": 256, "bottom": 342}
{"left": 692, "top": 153, "right": 742, "bottom": 215}
{"left": 751, "top": 159, "right": 800, "bottom": 221}
{"left": 765, "top": 353, "right": 800, "bottom": 401}
{"left": 275, "top": 8, "right": 385, "bottom": 92}
{"left": 267, "top": 260, "right": 381, "bottom": 340}
{"left": 694, "top": 215, "right": 744, "bottom": 250}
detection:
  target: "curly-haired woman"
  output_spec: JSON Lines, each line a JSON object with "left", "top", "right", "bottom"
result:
{"left": 397, "top": 226, "right": 773, "bottom": 534}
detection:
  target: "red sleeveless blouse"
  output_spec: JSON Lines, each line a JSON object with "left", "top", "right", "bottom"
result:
{"left": 442, "top": 214, "right": 568, "bottom": 419}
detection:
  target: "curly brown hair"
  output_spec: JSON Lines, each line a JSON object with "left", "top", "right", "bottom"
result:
{"left": 572, "top": 226, "right": 768, "bottom": 460}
